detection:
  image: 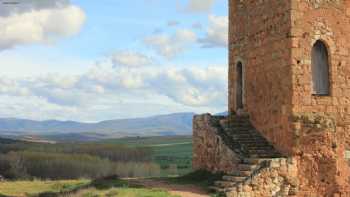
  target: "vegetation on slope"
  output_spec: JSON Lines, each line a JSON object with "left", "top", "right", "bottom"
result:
{"left": 0, "top": 136, "right": 193, "bottom": 180}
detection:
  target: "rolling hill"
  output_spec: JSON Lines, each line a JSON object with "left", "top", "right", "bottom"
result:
{"left": 0, "top": 113, "right": 195, "bottom": 141}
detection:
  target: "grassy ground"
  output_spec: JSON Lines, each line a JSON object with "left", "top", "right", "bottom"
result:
{"left": 0, "top": 180, "right": 89, "bottom": 196}
{"left": 0, "top": 178, "right": 179, "bottom": 197}
{"left": 69, "top": 188, "right": 180, "bottom": 197}
{"left": 0, "top": 171, "right": 221, "bottom": 197}
{"left": 165, "top": 170, "right": 224, "bottom": 189}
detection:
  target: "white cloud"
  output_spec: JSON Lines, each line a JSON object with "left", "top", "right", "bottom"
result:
{"left": 144, "top": 29, "right": 197, "bottom": 59}
{"left": 111, "top": 51, "right": 153, "bottom": 68}
{"left": 180, "top": 0, "right": 216, "bottom": 13}
{"left": 147, "top": 66, "right": 227, "bottom": 107}
{"left": 0, "top": 1, "right": 85, "bottom": 50}
{"left": 199, "top": 15, "right": 228, "bottom": 48}
{"left": 0, "top": 62, "right": 227, "bottom": 121}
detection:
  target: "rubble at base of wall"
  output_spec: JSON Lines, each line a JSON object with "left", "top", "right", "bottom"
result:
{"left": 226, "top": 158, "right": 299, "bottom": 197}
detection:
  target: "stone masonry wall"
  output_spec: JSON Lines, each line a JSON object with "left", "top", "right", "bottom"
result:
{"left": 228, "top": 0, "right": 350, "bottom": 196}
{"left": 291, "top": 113, "right": 341, "bottom": 196}
{"left": 228, "top": 0, "right": 294, "bottom": 156}
{"left": 193, "top": 114, "right": 240, "bottom": 174}
{"left": 290, "top": 0, "right": 350, "bottom": 195}
{"left": 227, "top": 158, "right": 298, "bottom": 197}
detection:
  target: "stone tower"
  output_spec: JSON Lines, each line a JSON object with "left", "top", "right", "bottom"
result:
{"left": 193, "top": 0, "right": 350, "bottom": 196}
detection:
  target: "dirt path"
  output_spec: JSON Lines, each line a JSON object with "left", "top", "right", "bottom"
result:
{"left": 127, "top": 178, "right": 211, "bottom": 197}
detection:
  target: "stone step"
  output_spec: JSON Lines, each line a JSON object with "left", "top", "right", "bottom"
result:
{"left": 215, "top": 180, "right": 237, "bottom": 187}
{"left": 230, "top": 137, "right": 267, "bottom": 143}
{"left": 230, "top": 116, "right": 250, "bottom": 121}
{"left": 233, "top": 132, "right": 265, "bottom": 136}
{"left": 242, "top": 158, "right": 270, "bottom": 164}
{"left": 228, "top": 133, "right": 265, "bottom": 138}
{"left": 230, "top": 133, "right": 264, "bottom": 138}
{"left": 208, "top": 186, "right": 226, "bottom": 193}
{"left": 247, "top": 149, "right": 280, "bottom": 154}
{"left": 241, "top": 142, "right": 271, "bottom": 147}
{"left": 231, "top": 127, "right": 255, "bottom": 131}
{"left": 234, "top": 135, "right": 267, "bottom": 140}
{"left": 243, "top": 144, "right": 274, "bottom": 148}
{"left": 226, "top": 129, "right": 256, "bottom": 134}
{"left": 245, "top": 147, "right": 275, "bottom": 152}
{"left": 230, "top": 170, "right": 252, "bottom": 177}
{"left": 249, "top": 153, "right": 283, "bottom": 158}
{"left": 238, "top": 164, "right": 258, "bottom": 171}
{"left": 247, "top": 152, "right": 281, "bottom": 157}
{"left": 229, "top": 123, "right": 252, "bottom": 128}
{"left": 222, "top": 175, "right": 247, "bottom": 182}
{"left": 228, "top": 132, "right": 262, "bottom": 136}
{"left": 227, "top": 124, "right": 253, "bottom": 128}
{"left": 234, "top": 139, "right": 266, "bottom": 144}
{"left": 226, "top": 131, "right": 261, "bottom": 136}
{"left": 226, "top": 125, "right": 254, "bottom": 129}
{"left": 234, "top": 139, "right": 268, "bottom": 144}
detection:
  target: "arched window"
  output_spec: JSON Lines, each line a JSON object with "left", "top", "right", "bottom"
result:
{"left": 311, "top": 40, "right": 330, "bottom": 95}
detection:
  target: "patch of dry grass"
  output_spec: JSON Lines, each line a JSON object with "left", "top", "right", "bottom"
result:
{"left": 0, "top": 180, "right": 89, "bottom": 196}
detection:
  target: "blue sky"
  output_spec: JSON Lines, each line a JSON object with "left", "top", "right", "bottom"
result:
{"left": 0, "top": 0, "right": 228, "bottom": 122}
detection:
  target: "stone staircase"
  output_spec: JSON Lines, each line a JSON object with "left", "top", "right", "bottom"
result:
{"left": 220, "top": 115, "right": 282, "bottom": 159}
{"left": 210, "top": 114, "right": 290, "bottom": 196}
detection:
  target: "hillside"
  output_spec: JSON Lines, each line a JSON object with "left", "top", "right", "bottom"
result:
{"left": 0, "top": 113, "right": 195, "bottom": 141}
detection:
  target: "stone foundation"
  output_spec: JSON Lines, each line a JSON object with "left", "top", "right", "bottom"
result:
{"left": 226, "top": 158, "right": 298, "bottom": 197}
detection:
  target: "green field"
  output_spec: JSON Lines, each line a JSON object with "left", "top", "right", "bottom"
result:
{"left": 102, "top": 136, "right": 193, "bottom": 176}
{"left": 102, "top": 136, "right": 192, "bottom": 147}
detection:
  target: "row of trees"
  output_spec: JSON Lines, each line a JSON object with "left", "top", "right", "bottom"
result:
{"left": 0, "top": 142, "right": 152, "bottom": 162}
{"left": 0, "top": 151, "right": 161, "bottom": 180}
{"left": 0, "top": 140, "right": 160, "bottom": 180}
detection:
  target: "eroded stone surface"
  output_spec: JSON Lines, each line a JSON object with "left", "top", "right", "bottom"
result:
{"left": 226, "top": 158, "right": 298, "bottom": 197}
{"left": 193, "top": 114, "right": 240, "bottom": 174}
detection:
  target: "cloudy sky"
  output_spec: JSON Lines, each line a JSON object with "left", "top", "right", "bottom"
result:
{"left": 0, "top": 0, "right": 228, "bottom": 122}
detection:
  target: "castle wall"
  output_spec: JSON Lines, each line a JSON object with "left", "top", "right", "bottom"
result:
{"left": 290, "top": 0, "right": 350, "bottom": 195}
{"left": 228, "top": 0, "right": 294, "bottom": 155}
{"left": 228, "top": 0, "right": 350, "bottom": 195}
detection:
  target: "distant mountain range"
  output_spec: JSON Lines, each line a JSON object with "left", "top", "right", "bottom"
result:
{"left": 0, "top": 112, "right": 228, "bottom": 142}
{"left": 0, "top": 113, "right": 196, "bottom": 141}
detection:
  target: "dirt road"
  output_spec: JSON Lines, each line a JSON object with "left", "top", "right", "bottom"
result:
{"left": 128, "top": 178, "right": 211, "bottom": 197}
